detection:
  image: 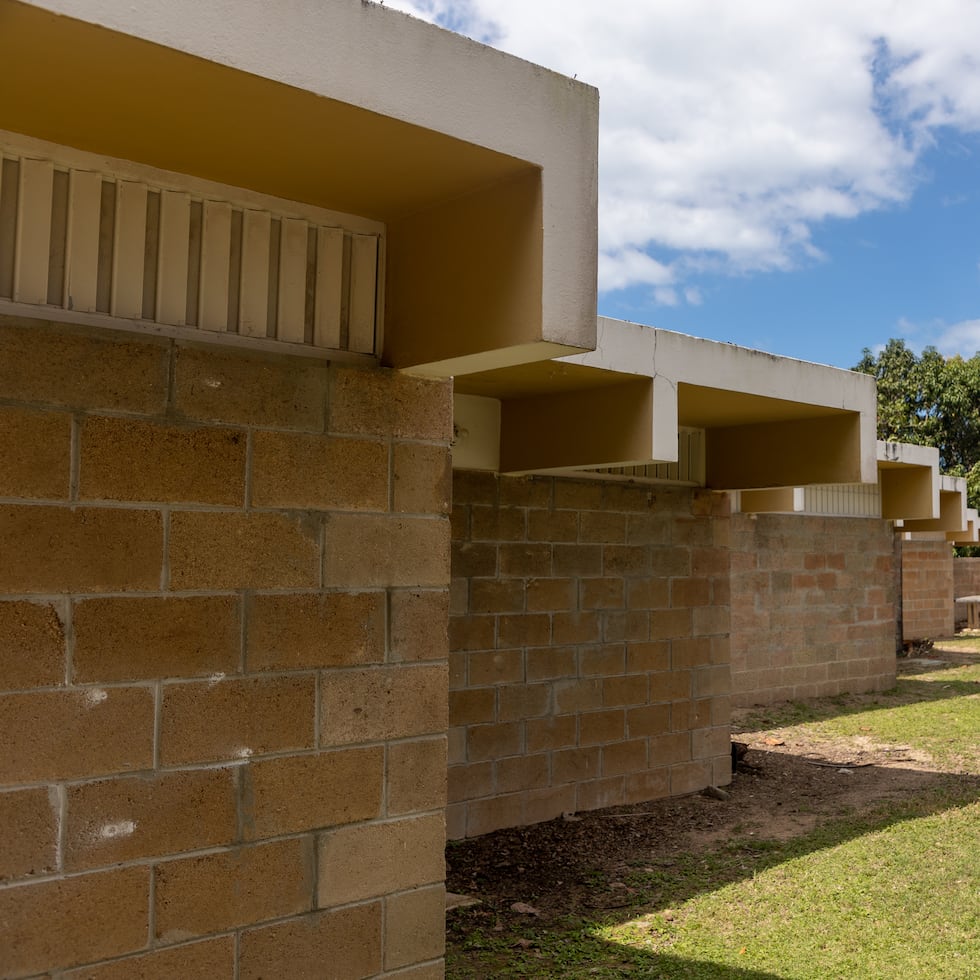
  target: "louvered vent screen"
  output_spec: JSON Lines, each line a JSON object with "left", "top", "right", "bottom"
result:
{"left": 0, "top": 149, "right": 380, "bottom": 355}
{"left": 591, "top": 427, "right": 706, "bottom": 485}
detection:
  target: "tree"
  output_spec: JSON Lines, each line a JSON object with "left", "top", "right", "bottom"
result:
{"left": 854, "top": 340, "right": 980, "bottom": 511}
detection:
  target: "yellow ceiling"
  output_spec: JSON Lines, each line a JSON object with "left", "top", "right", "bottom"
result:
{"left": 0, "top": 0, "right": 533, "bottom": 221}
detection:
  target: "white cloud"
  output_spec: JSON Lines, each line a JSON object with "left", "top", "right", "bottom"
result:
{"left": 384, "top": 0, "right": 980, "bottom": 302}
{"left": 932, "top": 320, "right": 980, "bottom": 357}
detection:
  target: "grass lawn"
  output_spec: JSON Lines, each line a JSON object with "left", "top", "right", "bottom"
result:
{"left": 447, "top": 660, "right": 980, "bottom": 978}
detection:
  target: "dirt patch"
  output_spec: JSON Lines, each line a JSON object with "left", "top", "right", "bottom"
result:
{"left": 446, "top": 652, "right": 980, "bottom": 925}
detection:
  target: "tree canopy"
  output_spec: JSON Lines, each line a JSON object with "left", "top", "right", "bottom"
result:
{"left": 854, "top": 339, "right": 980, "bottom": 509}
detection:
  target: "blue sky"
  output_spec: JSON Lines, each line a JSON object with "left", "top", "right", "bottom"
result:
{"left": 387, "top": 1, "right": 980, "bottom": 370}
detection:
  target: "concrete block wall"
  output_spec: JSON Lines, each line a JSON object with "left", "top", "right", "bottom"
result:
{"left": 901, "top": 539, "right": 954, "bottom": 640}
{"left": 730, "top": 514, "right": 896, "bottom": 707}
{"left": 953, "top": 557, "right": 980, "bottom": 599}
{"left": 0, "top": 314, "right": 452, "bottom": 979}
{"left": 448, "top": 473, "right": 732, "bottom": 840}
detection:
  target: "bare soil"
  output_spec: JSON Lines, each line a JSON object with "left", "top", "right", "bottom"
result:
{"left": 446, "top": 650, "right": 980, "bottom": 931}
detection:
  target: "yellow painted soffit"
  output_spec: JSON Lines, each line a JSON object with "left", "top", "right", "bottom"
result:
{"left": 0, "top": 0, "right": 533, "bottom": 220}
{"left": 677, "top": 383, "right": 852, "bottom": 429}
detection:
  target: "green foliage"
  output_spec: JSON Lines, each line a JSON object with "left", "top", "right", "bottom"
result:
{"left": 854, "top": 339, "right": 980, "bottom": 513}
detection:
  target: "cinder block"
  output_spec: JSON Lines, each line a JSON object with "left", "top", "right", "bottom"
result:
{"left": 466, "top": 792, "right": 524, "bottom": 837}
{"left": 0, "top": 865, "right": 149, "bottom": 976}
{"left": 242, "top": 747, "right": 383, "bottom": 839}
{"left": 469, "top": 579, "right": 525, "bottom": 615}
{"left": 627, "top": 703, "right": 671, "bottom": 738}
{"left": 650, "top": 669, "right": 693, "bottom": 702}
{"left": 79, "top": 417, "right": 245, "bottom": 505}
{"left": 394, "top": 442, "right": 452, "bottom": 515}
{"left": 498, "top": 476, "right": 552, "bottom": 508}
{"left": 251, "top": 431, "right": 388, "bottom": 511}
{"left": 155, "top": 837, "right": 314, "bottom": 941}
{"left": 603, "top": 674, "right": 649, "bottom": 707}
{"left": 448, "top": 762, "right": 494, "bottom": 803}
{"left": 579, "top": 709, "right": 625, "bottom": 746}
{"left": 497, "top": 613, "right": 551, "bottom": 648}
{"left": 603, "top": 545, "right": 652, "bottom": 577}
{"left": 466, "top": 722, "right": 522, "bottom": 763}
{"left": 601, "top": 610, "right": 651, "bottom": 643}
{"left": 60, "top": 937, "right": 234, "bottom": 979}
{"left": 452, "top": 470, "right": 498, "bottom": 506}
{"left": 693, "top": 664, "right": 731, "bottom": 698}
{"left": 169, "top": 511, "right": 320, "bottom": 591}
{"left": 320, "top": 664, "right": 448, "bottom": 745}
{"left": 0, "top": 787, "right": 58, "bottom": 881}
{"left": 692, "top": 726, "right": 731, "bottom": 761}
{"left": 65, "top": 769, "right": 237, "bottom": 870}
{"left": 317, "top": 812, "right": 445, "bottom": 905}
{"left": 240, "top": 903, "right": 382, "bottom": 980}
{"left": 553, "top": 544, "right": 601, "bottom": 577}
{"left": 553, "top": 678, "right": 602, "bottom": 714}
{"left": 579, "top": 511, "right": 626, "bottom": 544}
{"left": 247, "top": 592, "right": 384, "bottom": 671}
{"left": 552, "top": 746, "right": 600, "bottom": 784}
{"left": 0, "top": 505, "right": 162, "bottom": 594}
{"left": 579, "top": 644, "right": 625, "bottom": 676}
{"left": 627, "top": 579, "right": 670, "bottom": 610}
{"left": 553, "top": 480, "right": 602, "bottom": 510}
{"left": 627, "top": 513, "right": 671, "bottom": 546}
{"left": 0, "top": 600, "right": 65, "bottom": 690}
{"left": 527, "top": 509, "right": 578, "bottom": 542}
{"left": 329, "top": 365, "right": 451, "bottom": 442}
{"left": 0, "top": 317, "right": 169, "bottom": 414}
{"left": 325, "top": 514, "right": 449, "bottom": 588}
{"left": 650, "top": 732, "right": 693, "bottom": 767}
{"left": 495, "top": 754, "right": 549, "bottom": 794}
{"left": 0, "top": 687, "right": 153, "bottom": 783}
{"left": 626, "top": 641, "right": 670, "bottom": 673}
{"left": 526, "top": 645, "right": 576, "bottom": 680}
{"left": 467, "top": 649, "right": 523, "bottom": 686}
{"left": 669, "top": 760, "right": 712, "bottom": 796}
{"left": 173, "top": 343, "right": 327, "bottom": 430}
{"left": 445, "top": 802, "right": 467, "bottom": 841}
{"left": 526, "top": 714, "right": 577, "bottom": 753}
{"left": 385, "top": 884, "right": 447, "bottom": 971}
{"left": 626, "top": 768, "right": 669, "bottom": 804}
{"left": 524, "top": 784, "right": 576, "bottom": 826}
{"left": 471, "top": 505, "right": 525, "bottom": 542}
{"left": 671, "top": 637, "right": 713, "bottom": 669}
{"left": 498, "top": 543, "right": 553, "bottom": 578}
{"left": 451, "top": 541, "right": 497, "bottom": 578}
{"left": 580, "top": 577, "right": 625, "bottom": 610}
{"left": 649, "top": 609, "right": 693, "bottom": 641}
{"left": 602, "top": 738, "right": 647, "bottom": 776}
{"left": 160, "top": 675, "right": 315, "bottom": 766}
{"left": 552, "top": 611, "right": 600, "bottom": 645}
{"left": 0, "top": 406, "right": 71, "bottom": 499}
{"left": 576, "top": 775, "right": 626, "bottom": 813}
{"left": 388, "top": 737, "right": 447, "bottom": 815}
{"left": 526, "top": 577, "right": 576, "bottom": 612}
{"left": 449, "top": 688, "right": 496, "bottom": 727}
{"left": 497, "top": 683, "right": 551, "bottom": 722}
{"left": 73, "top": 595, "right": 240, "bottom": 683}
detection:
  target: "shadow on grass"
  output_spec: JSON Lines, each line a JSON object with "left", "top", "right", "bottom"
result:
{"left": 446, "top": 757, "right": 980, "bottom": 978}
{"left": 736, "top": 664, "right": 980, "bottom": 732}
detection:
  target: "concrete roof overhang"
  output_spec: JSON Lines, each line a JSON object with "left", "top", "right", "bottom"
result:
{"left": 455, "top": 317, "right": 878, "bottom": 486}
{"left": 0, "top": 0, "right": 599, "bottom": 375}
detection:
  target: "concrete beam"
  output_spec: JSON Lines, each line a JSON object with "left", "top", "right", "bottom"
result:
{"left": 705, "top": 413, "right": 863, "bottom": 490}
{"left": 498, "top": 378, "right": 655, "bottom": 474}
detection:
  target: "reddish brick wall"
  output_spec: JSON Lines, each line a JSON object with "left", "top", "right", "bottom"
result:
{"left": 730, "top": 514, "right": 896, "bottom": 707}
{"left": 901, "top": 539, "right": 954, "bottom": 640}
{"left": 448, "top": 473, "right": 732, "bottom": 840}
{"left": 953, "top": 557, "right": 980, "bottom": 599}
{"left": 0, "top": 315, "right": 452, "bottom": 978}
